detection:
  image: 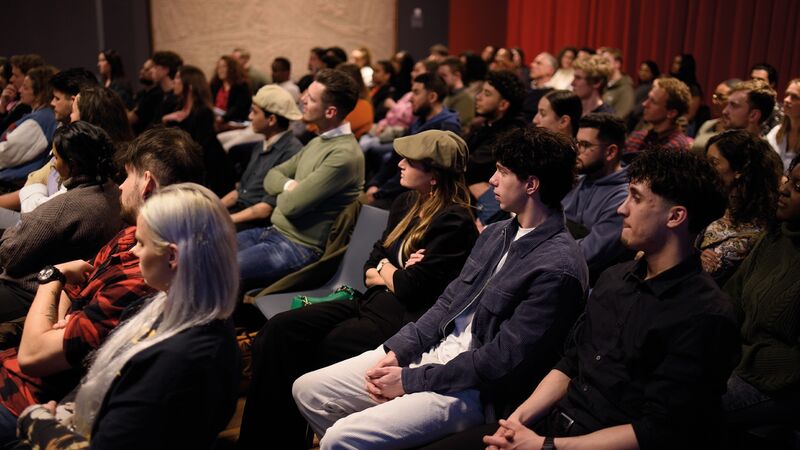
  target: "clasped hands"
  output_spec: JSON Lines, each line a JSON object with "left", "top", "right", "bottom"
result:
{"left": 483, "top": 418, "right": 545, "bottom": 450}
{"left": 364, "top": 350, "right": 405, "bottom": 404}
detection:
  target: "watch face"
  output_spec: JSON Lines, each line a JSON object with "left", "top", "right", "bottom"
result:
{"left": 39, "top": 267, "right": 54, "bottom": 280}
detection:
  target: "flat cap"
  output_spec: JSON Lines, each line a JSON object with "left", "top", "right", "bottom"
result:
{"left": 252, "top": 85, "right": 302, "bottom": 121}
{"left": 393, "top": 130, "right": 468, "bottom": 173}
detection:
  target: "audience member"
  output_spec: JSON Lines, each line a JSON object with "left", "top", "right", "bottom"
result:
{"left": 490, "top": 47, "right": 516, "bottom": 72}
{"left": 669, "top": 53, "right": 709, "bottom": 137}
{"left": 233, "top": 47, "right": 270, "bottom": 92}
{"left": 428, "top": 44, "right": 449, "bottom": 62}
{"left": 548, "top": 46, "right": 577, "bottom": 90}
{"left": 335, "top": 63, "right": 374, "bottom": 139}
{"left": 563, "top": 113, "right": 630, "bottom": 284}
{"left": 521, "top": 52, "right": 556, "bottom": 122}
{"left": 163, "top": 65, "right": 235, "bottom": 197}
{"left": 467, "top": 70, "right": 526, "bottom": 228}
{"left": 624, "top": 77, "right": 693, "bottom": 156}
{"left": 571, "top": 54, "right": 614, "bottom": 116}
{"left": 0, "top": 55, "right": 44, "bottom": 135}
{"left": 222, "top": 85, "right": 303, "bottom": 229}
{"left": 390, "top": 50, "right": 415, "bottom": 97}
{"left": 749, "top": 62, "right": 782, "bottom": 133}
{"left": 350, "top": 47, "right": 373, "bottom": 87}
{"left": 0, "top": 126, "right": 205, "bottom": 443}
{"left": 237, "top": 69, "right": 364, "bottom": 290}
{"left": 480, "top": 45, "right": 497, "bottom": 65}
{"left": 533, "top": 89, "right": 581, "bottom": 138}
{"left": 271, "top": 57, "right": 300, "bottom": 102}
{"left": 692, "top": 78, "right": 742, "bottom": 153}
{"left": 699, "top": 130, "right": 781, "bottom": 285}
{"left": 628, "top": 59, "right": 660, "bottom": 131}
{"left": 0, "top": 122, "right": 124, "bottom": 323}
{"left": 297, "top": 47, "right": 327, "bottom": 93}
{"left": 363, "top": 72, "right": 460, "bottom": 209}
{"left": 0, "top": 66, "right": 58, "bottom": 177}
{"left": 130, "top": 51, "right": 182, "bottom": 133}
{"left": 49, "top": 68, "right": 98, "bottom": 126}
{"left": 128, "top": 58, "right": 157, "bottom": 134}
{"left": 237, "top": 130, "right": 478, "bottom": 450}
{"left": 460, "top": 51, "right": 487, "bottom": 99}
{"left": 722, "top": 79, "right": 776, "bottom": 135}
{"left": 369, "top": 60, "right": 396, "bottom": 123}
{"left": 598, "top": 47, "right": 635, "bottom": 119}
{"left": 721, "top": 154, "right": 800, "bottom": 446}
{"left": 211, "top": 55, "right": 251, "bottom": 124}
{"left": 438, "top": 57, "right": 474, "bottom": 133}
{"left": 766, "top": 78, "right": 800, "bottom": 170}
{"left": 16, "top": 183, "right": 240, "bottom": 449}
{"left": 97, "top": 49, "right": 133, "bottom": 108}
{"left": 293, "top": 126, "right": 588, "bottom": 449}
{"left": 438, "top": 149, "right": 738, "bottom": 450}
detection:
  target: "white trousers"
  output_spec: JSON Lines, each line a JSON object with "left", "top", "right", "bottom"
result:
{"left": 292, "top": 346, "right": 484, "bottom": 450}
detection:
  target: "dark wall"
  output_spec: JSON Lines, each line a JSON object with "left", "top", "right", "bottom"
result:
{"left": 396, "top": 0, "right": 449, "bottom": 61}
{"left": 0, "top": 0, "right": 150, "bottom": 86}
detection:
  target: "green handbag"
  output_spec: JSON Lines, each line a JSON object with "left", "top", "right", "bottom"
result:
{"left": 290, "top": 285, "right": 359, "bottom": 309}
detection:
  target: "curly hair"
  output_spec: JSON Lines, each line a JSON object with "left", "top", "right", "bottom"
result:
{"left": 628, "top": 149, "right": 727, "bottom": 234}
{"left": 492, "top": 125, "right": 577, "bottom": 211}
{"left": 485, "top": 70, "right": 526, "bottom": 117}
{"left": 706, "top": 130, "right": 782, "bottom": 225}
{"left": 210, "top": 55, "right": 247, "bottom": 91}
{"left": 655, "top": 77, "right": 692, "bottom": 117}
{"left": 53, "top": 121, "right": 115, "bottom": 182}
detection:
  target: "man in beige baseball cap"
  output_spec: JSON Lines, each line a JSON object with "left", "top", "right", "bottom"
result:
{"left": 220, "top": 85, "right": 304, "bottom": 229}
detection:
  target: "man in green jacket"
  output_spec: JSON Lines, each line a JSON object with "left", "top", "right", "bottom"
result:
{"left": 237, "top": 69, "right": 364, "bottom": 290}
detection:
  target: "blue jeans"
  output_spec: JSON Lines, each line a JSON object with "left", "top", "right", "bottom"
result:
{"left": 0, "top": 403, "right": 18, "bottom": 445}
{"left": 237, "top": 227, "right": 321, "bottom": 291}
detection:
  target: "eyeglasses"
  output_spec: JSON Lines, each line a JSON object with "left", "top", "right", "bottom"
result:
{"left": 576, "top": 141, "right": 603, "bottom": 152}
{"left": 712, "top": 93, "right": 728, "bottom": 104}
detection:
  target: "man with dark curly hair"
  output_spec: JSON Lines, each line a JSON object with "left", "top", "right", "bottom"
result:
{"left": 467, "top": 70, "right": 527, "bottom": 228}
{"left": 293, "top": 126, "right": 588, "bottom": 449}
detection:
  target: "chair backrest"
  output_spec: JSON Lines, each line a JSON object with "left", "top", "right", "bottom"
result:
{"left": 328, "top": 204, "right": 389, "bottom": 292}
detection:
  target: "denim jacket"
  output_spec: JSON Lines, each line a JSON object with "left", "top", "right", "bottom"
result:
{"left": 385, "top": 211, "right": 589, "bottom": 407}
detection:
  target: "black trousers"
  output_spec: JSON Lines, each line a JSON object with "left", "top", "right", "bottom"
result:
{"left": 0, "top": 281, "right": 34, "bottom": 323}
{"left": 236, "top": 292, "right": 409, "bottom": 450}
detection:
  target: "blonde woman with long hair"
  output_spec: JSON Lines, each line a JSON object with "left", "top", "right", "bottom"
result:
{"left": 237, "top": 130, "right": 479, "bottom": 449}
{"left": 17, "top": 183, "right": 240, "bottom": 449}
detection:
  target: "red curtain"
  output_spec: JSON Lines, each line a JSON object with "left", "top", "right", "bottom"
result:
{"left": 505, "top": 0, "right": 800, "bottom": 98}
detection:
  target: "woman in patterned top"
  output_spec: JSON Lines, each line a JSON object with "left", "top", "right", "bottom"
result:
{"left": 15, "top": 183, "right": 240, "bottom": 449}
{"left": 698, "top": 130, "right": 783, "bottom": 284}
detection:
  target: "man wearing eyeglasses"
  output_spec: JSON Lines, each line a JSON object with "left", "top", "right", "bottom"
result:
{"left": 562, "top": 113, "right": 630, "bottom": 284}
{"left": 624, "top": 77, "right": 693, "bottom": 156}
{"left": 691, "top": 79, "right": 743, "bottom": 154}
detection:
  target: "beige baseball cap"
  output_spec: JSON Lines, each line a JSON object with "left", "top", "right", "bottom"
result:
{"left": 252, "top": 85, "right": 302, "bottom": 121}
{"left": 393, "top": 130, "right": 468, "bottom": 173}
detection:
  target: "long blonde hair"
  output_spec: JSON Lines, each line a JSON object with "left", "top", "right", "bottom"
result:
{"left": 73, "top": 183, "right": 239, "bottom": 435}
{"left": 383, "top": 165, "right": 471, "bottom": 259}
{"left": 777, "top": 78, "right": 800, "bottom": 147}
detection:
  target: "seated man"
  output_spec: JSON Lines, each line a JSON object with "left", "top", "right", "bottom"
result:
{"left": 221, "top": 85, "right": 303, "bottom": 230}
{"left": 438, "top": 57, "right": 475, "bottom": 133}
{"left": 476, "top": 149, "right": 740, "bottom": 450}
{"left": 721, "top": 79, "right": 776, "bottom": 136}
{"left": 571, "top": 54, "right": 614, "bottom": 117}
{"left": 625, "top": 77, "right": 693, "bottom": 156}
{"left": 237, "top": 69, "right": 364, "bottom": 290}
{"left": 598, "top": 47, "right": 635, "bottom": 120}
{"left": 292, "top": 126, "right": 588, "bottom": 449}
{"left": 0, "top": 127, "right": 205, "bottom": 443}
{"left": 563, "top": 113, "right": 631, "bottom": 283}
{"left": 466, "top": 70, "right": 527, "bottom": 228}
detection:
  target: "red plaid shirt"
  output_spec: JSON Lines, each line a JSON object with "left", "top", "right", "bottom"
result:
{"left": 624, "top": 127, "right": 693, "bottom": 155}
{"left": 0, "top": 226, "right": 157, "bottom": 415}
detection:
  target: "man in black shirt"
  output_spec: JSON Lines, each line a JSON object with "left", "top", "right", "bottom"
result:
{"left": 479, "top": 150, "right": 741, "bottom": 449}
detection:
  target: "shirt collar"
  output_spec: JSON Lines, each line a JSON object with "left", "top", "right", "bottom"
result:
{"left": 624, "top": 253, "right": 703, "bottom": 297}
{"left": 320, "top": 122, "right": 352, "bottom": 139}
{"left": 262, "top": 130, "right": 290, "bottom": 153}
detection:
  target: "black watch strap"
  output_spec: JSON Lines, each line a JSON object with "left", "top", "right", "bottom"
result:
{"left": 541, "top": 435, "right": 556, "bottom": 450}
{"left": 37, "top": 265, "right": 66, "bottom": 284}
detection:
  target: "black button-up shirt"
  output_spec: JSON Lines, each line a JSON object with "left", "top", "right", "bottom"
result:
{"left": 234, "top": 131, "right": 302, "bottom": 208}
{"left": 554, "top": 255, "right": 740, "bottom": 449}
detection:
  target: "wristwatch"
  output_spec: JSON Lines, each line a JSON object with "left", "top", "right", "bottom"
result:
{"left": 37, "top": 265, "right": 66, "bottom": 284}
{"left": 375, "top": 258, "right": 390, "bottom": 274}
{"left": 541, "top": 436, "right": 556, "bottom": 450}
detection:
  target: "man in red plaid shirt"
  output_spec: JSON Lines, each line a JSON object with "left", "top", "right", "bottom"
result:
{"left": 0, "top": 127, "right": 204, "bottom": 442}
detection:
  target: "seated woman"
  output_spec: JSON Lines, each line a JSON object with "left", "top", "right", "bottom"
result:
{"left": 0, "top": 66, "right": 58, "bottom": 179}
{"left": 533, "top": 90, "right": 582, "bottom": 138}
{"left": 699, "top": 130, "right": 782, "bottom": 284}
{"left": 236, "top": 130, "right": 479, "bottom": 450}
{"left": 210, "top": 55, "right": 251, "bottom": 124}
{"left": 720, "top": 154, "right": 800, "bottom": 445}
{"left": 97, "top": 49, "right": 133, "bottom": 109}
{"left": 15, "top": 183, "right": 240, "bottom": 449}
{"left": 0, "top": 121, "right": 124, "bottom": 322}
{"left": 163, "top": 65, "right": 234, "bottom": 197}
